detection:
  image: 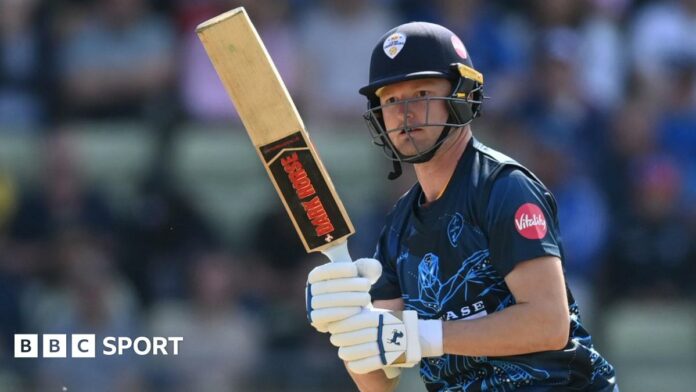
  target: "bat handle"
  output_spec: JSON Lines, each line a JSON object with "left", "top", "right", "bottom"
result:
{"left": 321, "top": 241, "right": 351, "bottom": 263}
{"left": 383, "top": 367, "right": 401, "bottom": 379}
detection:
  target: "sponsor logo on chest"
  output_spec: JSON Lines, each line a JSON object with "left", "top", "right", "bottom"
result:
{"left": 443, "top": 300, "right": 487, "bottom": 321}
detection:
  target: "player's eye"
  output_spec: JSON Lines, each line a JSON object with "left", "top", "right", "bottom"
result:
{"left": 417, "top": 90, "right": 430, "bottom": 97}
{"left": 384, "top": 96, "right": 397, "bottom": 104}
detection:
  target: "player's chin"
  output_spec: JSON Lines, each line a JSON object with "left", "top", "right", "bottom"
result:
{"left": 389, "top": 132, "right": 433, "bottom": 153}
{"left": 394, "top": 142, "right": 432, "bottom": 158}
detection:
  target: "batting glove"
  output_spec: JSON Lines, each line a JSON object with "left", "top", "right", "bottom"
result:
{"left": 306, "top": 258, "right": 382, "bottom": 333}
{"left": 327, "top": 308, "right": 444, "bottom": 374}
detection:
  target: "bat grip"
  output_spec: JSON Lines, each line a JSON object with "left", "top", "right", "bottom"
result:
{"left": 321, "top": 241, "right": 351, "bottom": 263}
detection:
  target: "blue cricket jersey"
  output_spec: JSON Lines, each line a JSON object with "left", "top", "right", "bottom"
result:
{"left": 370, "top": 138, "right": 616, "bottom": 391}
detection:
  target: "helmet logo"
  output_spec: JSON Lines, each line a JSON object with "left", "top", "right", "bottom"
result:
{"left": 383, "top": 33, "right": 406, "bottom": 59}
{"left": 451, "top": 35, "right": 468, "bottom": 59}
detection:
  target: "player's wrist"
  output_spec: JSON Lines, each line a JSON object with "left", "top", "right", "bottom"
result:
{"left": 418, "top": 319, "right": 444, "bottom": 357}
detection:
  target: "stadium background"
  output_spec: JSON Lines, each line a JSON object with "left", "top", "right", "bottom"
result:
{"left": 0, "top": 0, "right": 695, "bottom": 390}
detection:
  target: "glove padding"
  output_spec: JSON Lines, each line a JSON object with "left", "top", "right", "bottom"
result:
{"left": 327, "top": 309, "right": 423, "bottom": 374}
{"left": 306, "top": 258, "right": 382, "bottom": 333}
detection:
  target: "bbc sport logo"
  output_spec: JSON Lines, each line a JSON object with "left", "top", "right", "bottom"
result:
{"left": 14, "top": 334, "right": 183, "bottom": 358}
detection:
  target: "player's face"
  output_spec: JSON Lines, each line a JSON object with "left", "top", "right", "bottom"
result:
{"left": 377, "top": 78, "right": 452, "bottom": 157}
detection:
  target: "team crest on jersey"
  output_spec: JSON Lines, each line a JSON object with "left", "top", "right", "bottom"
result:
{"left": 383, "top": 33, "right": 406, "bottom": 59}
{"left": 447, "top": 213, "right": 464, "bottom": 247}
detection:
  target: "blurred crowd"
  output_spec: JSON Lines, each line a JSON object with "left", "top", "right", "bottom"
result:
{"left": 1, "top": 0, "right": 695, "bottom": 390}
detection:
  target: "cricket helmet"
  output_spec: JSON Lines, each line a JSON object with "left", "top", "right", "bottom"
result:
{"left": 359, "top": 22, "right": 484, "bottom": 179}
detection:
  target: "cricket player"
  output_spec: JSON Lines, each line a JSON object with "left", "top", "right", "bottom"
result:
{"left": 306, "top": 22, "right": 617, "bottom": 391}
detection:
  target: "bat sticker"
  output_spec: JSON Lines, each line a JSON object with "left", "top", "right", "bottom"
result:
{"left": 261, "top": 132, "right": 352, "bottom": 248}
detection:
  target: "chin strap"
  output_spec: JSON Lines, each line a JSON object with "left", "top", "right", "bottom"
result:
{"left": 402, "top": 125, "right": 453, "bottom": 165}
{"left": 387, "top": 159, "right": 402, "bottom": 180}
{"left": 386, "top": 125, "right": 456, "bottom": 180}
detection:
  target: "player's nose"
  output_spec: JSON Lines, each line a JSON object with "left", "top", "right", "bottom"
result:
{"left": 395, "top": 101, "right": 415, "bottom": 123}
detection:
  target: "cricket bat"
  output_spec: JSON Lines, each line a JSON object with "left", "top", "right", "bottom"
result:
{"left": 195, "top": 7, "right": 355, "bottom": 264}
{"left": 197, "top": 11, "right": 403, "bottom": 379}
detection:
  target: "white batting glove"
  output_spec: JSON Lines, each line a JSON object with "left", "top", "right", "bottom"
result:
{"left": 327, "top": 308, "right": 444, "bottom": 375}
{"left": 305, "top": 258, "right": 382, "bottom": 333}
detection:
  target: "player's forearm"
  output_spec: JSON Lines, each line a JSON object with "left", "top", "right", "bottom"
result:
{"left": 347, "top": 366, "right": 399, "bottom": 392}
{"left": 443, "top": 301, "right": 569, "bottom": 357}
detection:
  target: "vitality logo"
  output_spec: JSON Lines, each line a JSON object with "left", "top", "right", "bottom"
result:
{"left": 514, "top": 203, "right": 547, "bottom": 240}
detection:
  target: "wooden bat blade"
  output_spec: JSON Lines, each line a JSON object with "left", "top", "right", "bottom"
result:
{"left": 196, "top": 7, "right": 355, "bottom": 253}
{"left": 196, "top": 7, "right": 302, "bottom": 146}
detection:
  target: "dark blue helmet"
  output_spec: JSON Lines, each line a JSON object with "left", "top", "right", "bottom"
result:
{"left": 359, "top": 22, "right": 484, "bottom": 179}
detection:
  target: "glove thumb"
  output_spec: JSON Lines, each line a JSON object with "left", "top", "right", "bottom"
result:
{"left": 354, "top": 258, "right": 382, "bottom": 284}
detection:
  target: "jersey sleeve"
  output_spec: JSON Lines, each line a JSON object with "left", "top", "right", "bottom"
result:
{"left": 369, "top": 225, "right": 402, "bottom": 301}
{"left": 483, "top": 168, "right": 562, "bottom": 277}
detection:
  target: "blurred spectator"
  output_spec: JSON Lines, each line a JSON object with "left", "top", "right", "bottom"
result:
{"left": 298, "top": 0, "right": 395, "bottom": 124}
{"left": 0, "top": 0, "right": 52, "bottom": 128}
{"left": 119, "top": 164, "right": 218, "bottom": 306}
{"left": 606, "top": 156, "right": 695, "bottom": 301}
{"left": 576, "top": 0, "right": 628, "bottom": 110}
{"left": 7, "top": 130, "right": 116, "bottom": 269}
{"left": 656, "top": 57, "right": 696, "bottom": 209}
{"left": 57, "top": 0, "right": 175, "bottom": 119}
{"left": 2, "top": 130, "right": 119, "bottom": 387}
{"left": 529, "top": 0, "right": 585, "bottom": 28}
{"left": 429, "top": 0, "right": 531, "bottom": 113}
{"left": 630, "top": 0, "right": 696, "bottom": 100}
{"left": 515, "top": 28, "right": 605, "bottom": 169}
{"left": 177, "top": 0, "right": 234, "bottom": 122}
{"left": 0, "top": 170, "right": 16, "bottom": 232}
{"left": 599, "top": 97, "right": 658, "bottom": 220}
{"left": 248, "top": 208, "right": 355, "bottom": 390}
{"left": 22, "top": 229, "right": 144, "bottom": 391}
{"left": 0, "top": 171, "right": 24, "bottom": 386}
{"left": 250, "top": 208, "right": 316, "bottom": 353}
{"left": 0, "top": 170, "right": 20, "bottom": 339}
{"left": 179, "top": 0, "right": 301, "bottom": 122}
{"left": 148, "top": 250, "right": 262, "bottom": 391}
{"left": 251, "top": 208, "right": 305, "bottom": 272}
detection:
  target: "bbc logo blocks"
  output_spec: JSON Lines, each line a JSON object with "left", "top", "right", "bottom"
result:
{"left": 14, "top": 334, "right": 38, "bottom": 358}
{"left": 15, "top": 334, "right": 97, "bottom": 358}
{"left": 43, "top": 334, "right": 67, "bottom": 358}
{"left": 72, "top": 334, "right": 97, "bottom": 358}
{"left": 14, "top": 334, "right": 182, "bottom": 358}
